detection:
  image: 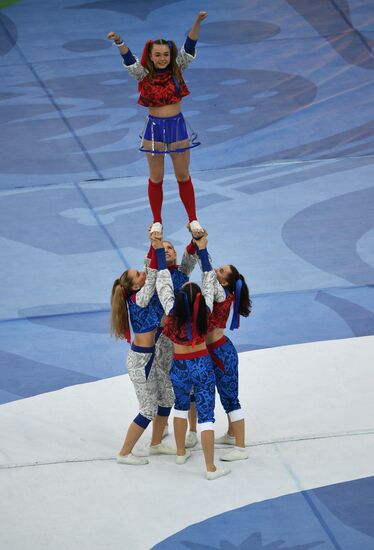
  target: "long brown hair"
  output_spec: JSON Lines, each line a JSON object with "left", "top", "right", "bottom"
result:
{"left": 110, "top": 271, "right": 134, "bottom": 340}
{"left": 142, "top": 39, "right": 183, "bottom": 83}
{"left": 226, "top": 266, "right": 252, "bottom": 317}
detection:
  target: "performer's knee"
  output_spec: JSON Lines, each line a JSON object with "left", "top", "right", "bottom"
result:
{"left": 133, "top": 413, "right": 152, "bottom": 429}
{"left": 228, "top": 408, "right": 244, "bottom": 422}
{"left": 173, "top": 408, "right": 189, "bottom": 419}
{"left": 157, "top": 405, "right": 171, "bottom": 417}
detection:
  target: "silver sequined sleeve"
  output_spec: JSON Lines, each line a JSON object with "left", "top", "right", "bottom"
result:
{"left": 135, "top": 268, "right": 157, "bottom": 307}
{"left": 213, "top": 273, "right": 227, "bottom": 303}
{"left": 179, "top": 248, "right": 198, "bottom": 277}
{"left": 156, "top": 269, "right": 175, "bottom": 315}
{"left": 201, "top": 270, "right": 215, "bottom": 312}
{"left": 176, "top": 45, "right": 196, "bottom": 72}
{"left": 123, "top": 57, "right": 148, "bottom": 81}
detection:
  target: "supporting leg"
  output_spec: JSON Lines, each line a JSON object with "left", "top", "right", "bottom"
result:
{"left": 119, "top": 419, "right": 147, "bottom": 457}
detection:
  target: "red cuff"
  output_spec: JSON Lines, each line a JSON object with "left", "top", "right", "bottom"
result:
{"left": 186, "top": 239, "right": 197, "bottom": 255}
{"left": 149, "top": 246, "right": 158, "bottom": 269}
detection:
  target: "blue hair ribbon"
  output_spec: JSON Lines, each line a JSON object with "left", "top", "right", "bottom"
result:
{"left": 229, "top": 278, "right": 243, "bottom": 331}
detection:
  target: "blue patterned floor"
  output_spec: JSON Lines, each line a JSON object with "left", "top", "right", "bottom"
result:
{"left": 0, "top": 1, "right": 373, "bottom": 548}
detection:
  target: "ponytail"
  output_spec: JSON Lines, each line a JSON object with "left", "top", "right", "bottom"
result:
{"left": 174, "top": 282, "right": 208, "bottom": 339}
{"left": 110, "top": 272, "right": 133, "bottom": 341}
{"left": 227, "top": 266, "right": 252, "bottom": 318}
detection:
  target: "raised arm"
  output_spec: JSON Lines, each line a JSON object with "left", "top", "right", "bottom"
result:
{"left": 176, "top": 11, "right": 208, "bottom": 71}
{"left": 107, "top": 31, "right": 147, "bottom": 81}
{"left": 194, "top": 234, "right": 215, "bottom": 312}
{"left": 155, "top": 247, "right": 176, "bottom": 316}
{"left": 188, "top": 11, "right": 208, "bottom": 41}
{"left": 135, "top": 268, "right": 157, "bottom": 307}
{"left": 179, "top": 238, "right": 198, "bottom": 276}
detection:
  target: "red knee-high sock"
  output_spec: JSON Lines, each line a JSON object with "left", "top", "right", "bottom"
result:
{"left": 148, "top": 179, "right": 163, "bottom": 223}
{"left": 177, "top": 177, "right": 197, "bottom": 222}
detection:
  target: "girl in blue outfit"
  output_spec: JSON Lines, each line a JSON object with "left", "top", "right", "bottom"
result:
{"left": 154, "top": 232, "right": 230, "bottom": 480}
{"left": 107, "top": 11, "right": 208, "bottom": 236}
{"left": 110, "top": 237, "right": 175, "bottom": 465}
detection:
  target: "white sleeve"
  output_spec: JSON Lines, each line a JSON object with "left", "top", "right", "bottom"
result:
{"left": 176, "top": 45, "right": 196, "bottom": 72}
{"left": 179, "top": 249, "right": 198, "bottom": 276}
{"left": 123, "top": 57, "right": 148, "bottom": 81}
{"left": 212, "top": 273, "right": 227, "bottom": 303}
{"left": 135, "top": 268, "right": 157, "bottom": 307}
{"left": 201, "top": 270, "right": 215, "bottom": 312}
{"left": 156, "top": 269, "right": 176, "bottom": 315}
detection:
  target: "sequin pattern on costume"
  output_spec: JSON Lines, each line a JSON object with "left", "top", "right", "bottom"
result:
{"left": 208, "top": 337, "right": 241, "bottom": 414}
{"left": 170, "top": 354, "right": 215, "bottom": 424}
{"left": 152, "top": 266, "right": 189, "bottom": 323}
{"left": 208, "top": 290, "right": 235, "bottom": 331}
{"left": 138, "top": 72, "right": 189, "bottom": 107}
{"left": 126, "top": 348, "right": 159, "bottom": 420}
{"left": 127, "top": 295, "right": 159, "bottom": 333}
{"left": 153, "top": 333, "right": 175, "bottom": 408}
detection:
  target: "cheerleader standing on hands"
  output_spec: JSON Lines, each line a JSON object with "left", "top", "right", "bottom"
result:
{"left": 108, "top": 11, "right": 208, "bottom": 236}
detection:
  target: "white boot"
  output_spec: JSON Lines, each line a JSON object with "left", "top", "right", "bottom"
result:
{"left": 176, "top": 450, "right": 192, "bottom": 465}
{"left": 215, "top": 433, "right": 236, "bottom": 445}
{"left": 185, "top": 431, "right": 198, "bottom": 448}
{"left": 206, "top": 466, "right": 231, "bottom": 480}
{"left": 117, "top": 453, "right": 149, "bottom": 465}
{"left": 189, "top": 220, "right": 204, "bottom": 238}
{"left": 149, "top": 442, "right": 176, "bottom": 455}
{"left": 220, "top": 446, "right": 248, "bottom": 461}
{"left": 150, "top": 222, "right": 163, "bottom": 235}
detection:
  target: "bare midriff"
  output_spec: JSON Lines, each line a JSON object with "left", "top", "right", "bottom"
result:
{"left": 148, "top": 102, "right": 181, "bottom": 118}
{"left": 173, "top": 341, "right": 207, "bottom": 354}
{"left": 206, "top": 328, "right": 225, "bottom": 346}
{"left": 133, "top": 328, "right": 157, "bottom": 348}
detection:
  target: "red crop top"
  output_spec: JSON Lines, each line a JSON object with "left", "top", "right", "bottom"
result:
{"left": 138, "top": 72, "right": 189, "bottom": 107}
{"left": 208, "top": 292, "right": 234, "bottom": 332}
{"left": 163, "top": 315, "right": 206, "bottom": 346}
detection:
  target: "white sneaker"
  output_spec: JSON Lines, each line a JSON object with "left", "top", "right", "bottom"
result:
{"left": 206, "top": 466, "right": 231, "bottom": 480}
{"left": 215, "top": 433, "right": 236, "bottom": 445}
{"left": 149, "top": 442, "right": 176, "bottom": 455}
{"left": 189, "top": 220, "right": 204, "bottom": 236}
{"left": 185, "top": 431, "right": 198, "bottom": 448}
{"left": 117, "top": 453, "right": 149, "bottom": 465}
{"left": 176, "top": 450, "right": 192, "bottom": 465}
{"left": 150, "top": 222, "right": 162, "bottom": 235}
{"left": 220, "top": 447, "right": 248, "bottom": 461}
{"left": 162, "top": 425, "right": 169, "bottom": 439}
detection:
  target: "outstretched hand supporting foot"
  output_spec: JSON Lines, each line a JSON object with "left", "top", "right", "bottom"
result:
{"left": 187, "top": 222, "right": 207, "bottom": 241}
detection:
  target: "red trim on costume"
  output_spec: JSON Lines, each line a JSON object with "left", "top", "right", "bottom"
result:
{"left": 186, "top": 239, "right": 197, "bottom": 255}
{"left": 173, "top": 349, "right": 209, "bottom": 360}
{"left": 207, "top": 335, "right": 227, "bottom": 351}
{"left": 207, "top": 336, "right": 227, "bottom": 372}
{"left": 124, "top": 327, "right": 131, "bottom": 344}
{"left": 191, "top": 292, "right": 201, "bottom": 348}
{"left": 149, "top": 246, "right": 158, "bottom": 269}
